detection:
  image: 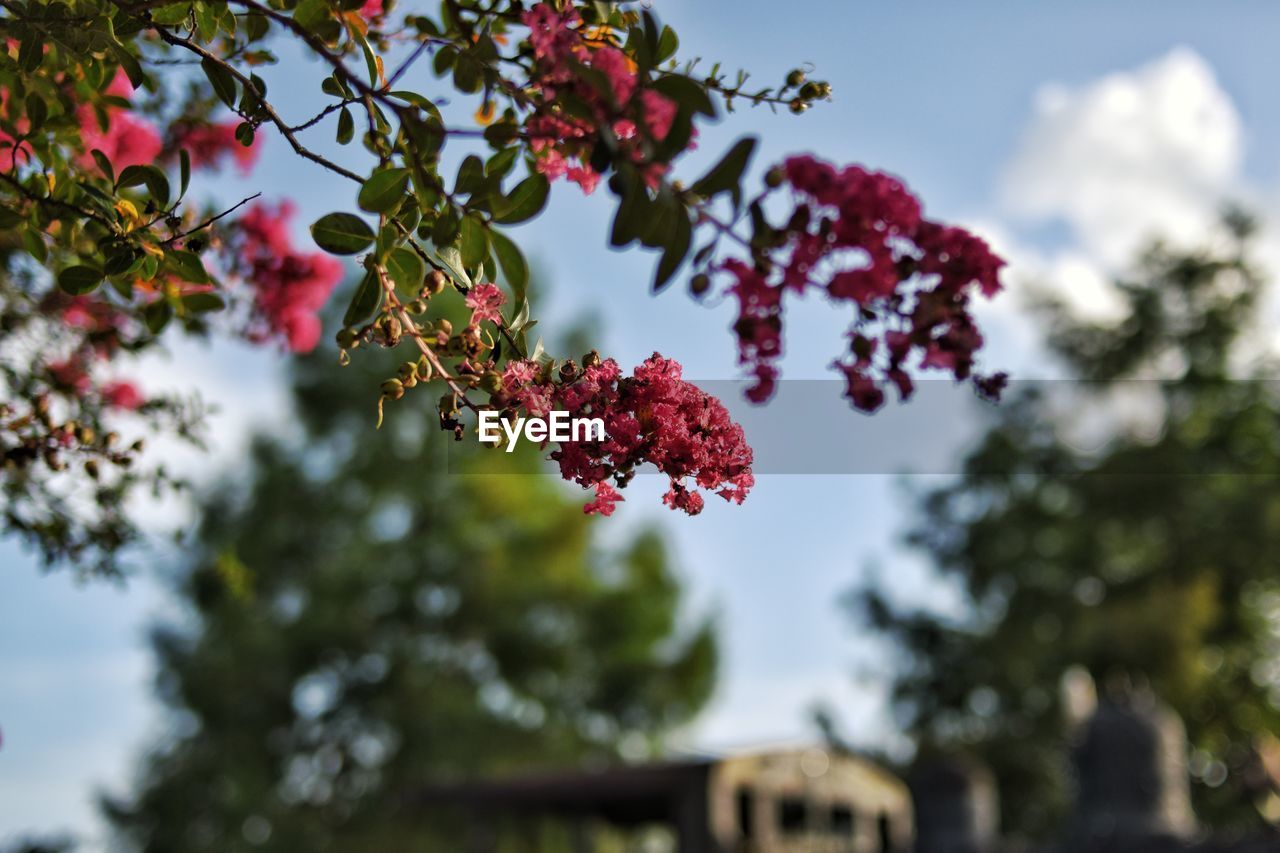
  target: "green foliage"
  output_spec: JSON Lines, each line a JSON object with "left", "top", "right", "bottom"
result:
{"left": 104, "top": 321, "right": 717, "bottom": 850}
{"left": 856, "top": 215, "right": 1280, "bottom": 837}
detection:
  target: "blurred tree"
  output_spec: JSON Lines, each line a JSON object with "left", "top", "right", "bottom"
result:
{"left": 103, "top": 303, "right": 717, "bottom": 851}
{"left": 853, "top": 213, "right": 1280, "bottom": 839}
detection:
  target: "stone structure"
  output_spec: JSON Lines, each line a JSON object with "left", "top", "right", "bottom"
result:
{"left": 418, "top": 748, "right": 912, "bottom": 852}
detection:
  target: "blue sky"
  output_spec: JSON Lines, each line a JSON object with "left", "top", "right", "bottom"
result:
{"left": 6, "top": 1, "right": 1280, "bottom": 845}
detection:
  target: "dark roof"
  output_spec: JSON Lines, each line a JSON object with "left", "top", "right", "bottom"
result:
{"left": 409, "top": 759, "right": 713, "bottom": 827}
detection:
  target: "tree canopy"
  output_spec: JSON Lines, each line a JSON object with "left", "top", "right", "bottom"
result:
{"left": 857, "top": 214, "right": 1280, "bottom": 838}
{"left": 104, "top": 318, "right": 717, "bottom": 850}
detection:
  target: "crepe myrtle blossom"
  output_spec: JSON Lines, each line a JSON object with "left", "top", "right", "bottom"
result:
{"left": 497, "top": 353, "right": 754, "bottom": 516}
{"left": 520, "top": 1, "right": 686, "bottom": 194}
{"left": 721, "top": 154, "right": 1007, "bottom": 411}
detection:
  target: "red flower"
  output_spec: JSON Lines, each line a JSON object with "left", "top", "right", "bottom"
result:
{"left": 584, "top": 482, "right": 623, "bottom": 516}
{"left": 77, "top": 71, "right": 162, "bottom": 170}
{"left": 173, "top": 121, "right": 262, "bottom": 175}
{"left": 719, "top": 154, "right": 1006, "bottom": 411}
{"left": 102, "top": 380, "right": 145, "bottom": 410}
{"left": 236, "top": 202, "right": 343, "bottom": 353}
{"left": 503, "top": 353, "right": 754, "bottom": 515}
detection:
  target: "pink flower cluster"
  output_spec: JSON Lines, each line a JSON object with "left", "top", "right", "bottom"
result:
{"left": 520, "top": 2, "right": 683, "bottom": 194}
{"left": 170, "top": 121, "right": 262, "bottom": 175}
{"left": 465, "top": 283, "right": 506, "bottom": 325}
{"left": 500, "top": 353, "right": 754, "bottom": 516}
{"left": 724, "top": 154, "right": 1006, "bottom": 411}
{"left": 235, "top": 202, "right": 343, "bottom": 352}
{"left": 77, "top": 71, "right": 163, "bottom": 171}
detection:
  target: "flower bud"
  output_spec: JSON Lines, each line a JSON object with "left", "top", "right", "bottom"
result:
{"left": 416, "top": 357, "right": 434, "bottom": 382}
{"left": 582, "top": 350, "right": 601, "bottom": 369}
{"left": 764, "top": 167, "right": 786, "bottom": 189}
{"left": 815, "top": 82, "right": 832, "bottom": 98}
{"left": 789, "top": 98, "right": 809, "bottom": 115}
{"left": 381, "top": 378, "right": 405, "bottom": 400}
{"left": 690, "top": 273, "right": 711, "bottom": 297}
{"left": 785, "top": 69, "right": 806, "bottom": 88}
{"left": 407, "top": 299, "right": 427, "bottom": 315}
{"left": 559, "top": 360, "right": 579, "bottom": 381}
{"left": 422, "top": 269, "right": 448, "bottom": 296}
{"left": 84, "top": 459, "right": 99, "bottom": 480}
{"left": 799, "top": 81, "right": 822, "bottom": 100}
{"left": 480, "top": 372, "right": 503, "bottom": 394}
{"left": 336, "top": 328, "right": 360, "bottom": 349}
{"left": 398, "top": 361, "right": 418, "bottom": 381}
{"left": 75, "top": 425, "right": 94, "bottom": 445}
{"left": 435, "top": 318, "right": 453, "bottom": 337}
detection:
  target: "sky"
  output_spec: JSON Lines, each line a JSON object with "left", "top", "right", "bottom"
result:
{"left": 7, "top": 0, "right": 1280, "bottom": 846}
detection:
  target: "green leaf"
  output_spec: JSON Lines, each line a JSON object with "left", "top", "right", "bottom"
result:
{"left": 609, "top": 168, "right": 645, "bottom": 248}
{"left": 58, "top": 265, "right": 103, "bottom": 296}
{"left": 234, "top": 122, "right": 255, "bottom": 147}
{"left": 182, "top": 292, "right": 226, "bottom": 313}
{"left": 151, "top": 3, "right": 192, "bottom": 26}
{"left": 358, "top": 168, "right": 410, "bottom": 214}
{"left": 653, "top": 210, "right": 692, "bottom": 293}
{"left": 343, "top": 270, "right": 382, "bottom": 326}
{"left": 166, "top": 249, "right": 210, "bottom": 284}
{"left": 22, "top": 230, "right": 47, "bottom": 264}
{"left": 455, "top": 155, "right": 485, "bottom": 196}
{"left": 336, "top": 107, "right": 355, "bottom": 145}
{"left": 486, "top": 147, "right": 519, "bottom": 179}
{"left": 352, "top": 28, "right": 380, "bottom": 88}
{"left": 493, "top": 174, "right": 549, "bottom": 225}
{"left": 179, "top": 149, "right": 191, "bottom": 197}
{"left": 143, "top": 169, "right": 171, "bottom": 207}
{"left": 24, "top": 93, "right": 47, "bottom": 128}
{"left": 655, "top": 25, "right": 679, "bottom": 64}
{"left": 652, "top": 73, "right": 716, "bottom": 117}
{"left": 453, "top": 53, "right": 482, "bottom": 93}
{"left": 201, "top": 57, "right": 238, "bottom": 108}
{"left": 116, "top": 165, "right": 150, "bottom": 188}
{"left": 18, "top": 33, "right": 42, "bottom": 74}
{"left": 111, "top": 44, "right": 147, "bottom": 90}
{"left": 435, "top": 245, "right": 470, "bottom": 288}
{"left": 690, "top": 136, "right": 757, "bottom": 209}
{"left": 386, "top": 247, "right": 425, "bottom": 294}
{"left": 488, "top": 228, "right": 528, "bottom": 306}
{"left": 293, "top": 0, "right": 330, "bottom": 29}
{"left": 311, "top": 212, "right": 375, "bottom": 255}
{"left": 144, "top": 300, "right": 172, "bottom": 334}
{"left": 459, "top": 214, "right": 487, "bottom": 269}
{"left": 90, "top": 149, "right": 114, "bottom": 183}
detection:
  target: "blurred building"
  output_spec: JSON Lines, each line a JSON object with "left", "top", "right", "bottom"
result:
{"left": 419, "top": 747, "right": 911, "bottom": 852}
{"left": 418, "top": 689, "right": 1278, "bottom": 852}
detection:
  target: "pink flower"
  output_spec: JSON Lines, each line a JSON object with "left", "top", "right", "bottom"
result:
{"left": 236, "top": 202, "right": 343, "bottom": 353}
{"left": 359, "top": 0, "right": 384, "bottom": 18}
{"left": 102, "top": 380, "right": 145, "bottom": 410}
{"left": 465, "top": 283, "right": 506, "bottom": 325}
{"left": 590, "top": 47, "right": 636, "bottom": 106}
{"left": 77, "top": 70, "right": 162, "bottom": 170}
{"left": 173, "top": 121, "right": 262, "bottom": 175}
{"left": 584, "top": 482, "right": 623, "bottom": 516}
{"left": 504, "top": 352, "right": 754, "bottom": 516}
{"left": 718, "top": 154, "right": 1006, "bottom": 412}
{"left": 639, "top": 90, "right": 677, "bottom": 141}
{"left": 566, "top": 164, "right": 600, "bottom": 194}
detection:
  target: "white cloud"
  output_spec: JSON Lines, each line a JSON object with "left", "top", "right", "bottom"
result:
{"left": 1000, "top": 47, "right": 1243, "bottom": 269}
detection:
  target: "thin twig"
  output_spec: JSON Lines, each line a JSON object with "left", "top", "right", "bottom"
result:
{"left": 162, "top": 192, "right": 261, "bottom": 245}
